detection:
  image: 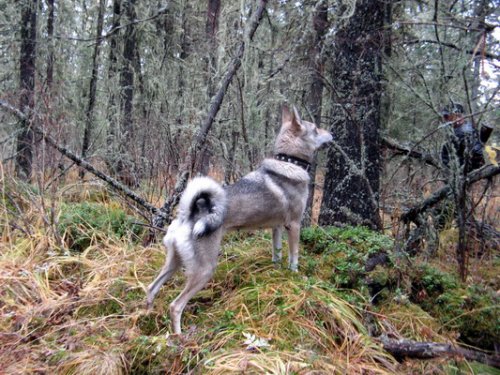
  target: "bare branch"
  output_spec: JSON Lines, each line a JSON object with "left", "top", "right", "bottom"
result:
{"left": 381, "top": 136, "right": 441, "bottom": 168}
{"left": 401, "top": 164, "right": 500, "bottom": 224}
{"left": 402, "top": 39, "right": 500, "bottom": 60}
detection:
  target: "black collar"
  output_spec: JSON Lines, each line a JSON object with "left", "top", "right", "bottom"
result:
{"left": 274, "top": 153, "right": 311, "bottom": 172}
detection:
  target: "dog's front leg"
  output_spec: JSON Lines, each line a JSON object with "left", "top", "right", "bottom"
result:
{"left": 286, "top": 222, "right": 300, "bottom": 272}
{"left": 272, "top": 226, "right": 283, "bottom": 264}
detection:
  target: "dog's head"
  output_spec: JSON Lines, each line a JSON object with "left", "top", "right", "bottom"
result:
{"left": 274, "top": 105, "right": 333, "bottom": 161}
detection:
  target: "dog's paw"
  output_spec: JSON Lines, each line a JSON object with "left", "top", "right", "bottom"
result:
{"left": 192, "top": 221, "right": 206, "bottom": 238}
{"left": 288, "top": 264, "right": 298, "bottom": 272}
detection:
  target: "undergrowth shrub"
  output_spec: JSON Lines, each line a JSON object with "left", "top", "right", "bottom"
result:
{"left": 58, "top": 202, "right": 143, "bottom": 252}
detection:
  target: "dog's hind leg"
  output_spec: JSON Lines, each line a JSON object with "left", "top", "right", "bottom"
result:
{"left": 146, "top": 249, "right": 181, "bottom": 309}
{"left": 272, "top": 226, "right": 283, "bottom": 264}
{"left": 286, "top": 222, "right": 300, "bottom": 272}
{"left": 169, "top": 265, "right": 216, "bottom": 334}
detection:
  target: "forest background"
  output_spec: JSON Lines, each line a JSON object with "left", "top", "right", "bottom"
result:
{"left": 0, "top": 0, "right": 499, "bottom": 373}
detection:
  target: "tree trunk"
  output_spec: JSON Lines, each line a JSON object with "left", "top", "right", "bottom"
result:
{"left": 195, "top": 0, "right": 222, "bottom": 176}
{"left": 469, "top": 0, "right": 488, "bottom": 117}
{"left": 106, "top": 0, "right": 121, "bottom": 174}
{"left": 15, "top": 0, "right": 38, "bottom": 182}
{"left": 117, "top": 0, "right": 138, "bottom": 187}
{"left": 319, "top": 0, "right": 386, "bottom": 230}
{"left": 302, "top": 1, "right": 328, "bottom": 227}
{"left": 400, "top": 164, "right": 500, "bottom": 224}
{"left": 205, "top": 0, "right": 221, "bottom": 100}
{"left": 45, "top": 0, "right": 55, "bottom": 91}
{"left": 379, "top": 336, "right": 500, "bottom": 368}
{"left": 80, "top": 0, "right": 106, "bottom": 179}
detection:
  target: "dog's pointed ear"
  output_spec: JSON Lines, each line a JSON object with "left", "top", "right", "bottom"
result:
{"left": 292, "top": 106, "right": 302, "bottom": 124}
{"left": 282, "top": 105, "right": 292, "bottom": 123}
{"left": 290, "top": 106, "right": 303, "bottom": 133}
{"left": 282, "top": 105, "right": 303, "bottom": 133}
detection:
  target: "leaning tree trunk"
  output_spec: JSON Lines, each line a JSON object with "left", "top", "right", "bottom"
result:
{"left": 15, "top": 0, "right": 38, "bottom": 182}
{"left": 145, "top": 0, "right": 269, "bottom": 243}
{"left": 319, "top": 0, "right": 386, "bottom": 230}
{"left": 302, "top": 0, "right": 328, "bottom": 227}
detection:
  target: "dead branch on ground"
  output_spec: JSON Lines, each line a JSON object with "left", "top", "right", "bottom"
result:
{"left": 379, "top": 335, "right": 500, "bottom": 368}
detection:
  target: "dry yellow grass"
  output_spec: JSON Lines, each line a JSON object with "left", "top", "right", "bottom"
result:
{"left": 0, "top": 173, "right": 496, "bottom": 374}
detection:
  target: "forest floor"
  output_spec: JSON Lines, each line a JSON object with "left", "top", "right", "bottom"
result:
{"left": 0, "top": 175, "right": 498, "bottom": 374}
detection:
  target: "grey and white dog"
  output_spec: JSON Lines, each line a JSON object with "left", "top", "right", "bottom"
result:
{"left": 147, "top": 106, "right": 333, "bottom": 334}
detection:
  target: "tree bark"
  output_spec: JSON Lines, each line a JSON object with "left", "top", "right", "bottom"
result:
{"left": 80, "top": 0, "right": 106, "bottom": 178}
{"left": 116, "top": 0, "right": 138, "bottom": 187}
{"left": 205, "top": 0, "right": 221, "bottom": 100}
{"left": 15, "top": 0, "right": 38, "bottom": 182}
{"left": 106, "top": 0, "right": 121, "bottom": 174}
{"left": 470, "top": 0, "right": 488, "bottom": 116}
{"left": 302, "top": 0, "right": 328, "bottom": 227}
{"left": 45, "top": 0, "right": 55, "bottom": 91}
{"left": 319, "top": 0, "right": 386, "bottom": 230}
{"left": 146, "top": 0, "right": 269, "bottom": 242}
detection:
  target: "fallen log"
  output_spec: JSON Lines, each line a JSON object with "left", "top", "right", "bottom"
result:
{"left": 379, "top": 335, "right": 500, "bottom": 368}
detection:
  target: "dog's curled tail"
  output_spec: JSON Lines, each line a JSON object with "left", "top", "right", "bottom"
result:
{"left": 177, "top": 176, "right": 227, "bottom": 238}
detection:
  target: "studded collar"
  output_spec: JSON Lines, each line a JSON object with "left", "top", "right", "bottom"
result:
{"left": 274, "top": 153, "right": 311, "bottom": 172}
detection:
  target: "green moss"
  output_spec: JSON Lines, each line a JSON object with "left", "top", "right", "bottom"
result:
{"left": 57, "top": 202, "right": 144, "bottom": 252}
{"left": 47, "top": 349, "right": 70, "bottom": 366}
{"left": 126, "top": 335, "right": 186, "bottom": 374}
{"left": 76, "top": 298, "right": 123, "bottom": 317}
{"left": 301, "top": 227, "right": 499, "bottom": 351}
{"left": 411, "top": 265, "right": 499, "bottom": 350}
{"left": 447, "top": 361, "right": 500, "bottom": 375}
